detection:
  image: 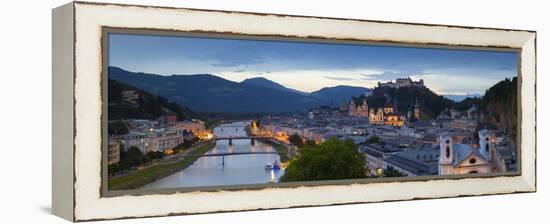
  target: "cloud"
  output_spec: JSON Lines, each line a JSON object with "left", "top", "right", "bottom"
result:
{"left": 109, "top": 33, "right": 518, "bottom": 95}
{"left": 414, "top": 73, "right": 504, "bottom": 95}
{"left": 324, "top": 76, "right": 356, "bottom": 81}
{"left": 210, "top": 57, "right": 266, "bottom": 67}
{"left": 360, "top": 71, "right": 428, "bottom": 81}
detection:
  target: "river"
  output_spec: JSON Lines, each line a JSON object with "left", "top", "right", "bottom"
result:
{"left": 141, "top": 121, "right": 284, "bottom": 189}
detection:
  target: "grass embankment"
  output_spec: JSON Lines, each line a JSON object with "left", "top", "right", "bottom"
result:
{"left": 261, "top": 140, "right": 290, "bottom": 163}
{"left": 205, "top": 119, "right": 225, "bottom": 131}
{"left": 108, "top": 143, "right": 213, "bottom": 190}
{"left": 276, "top": 144, "right": 290, "bottom": 163}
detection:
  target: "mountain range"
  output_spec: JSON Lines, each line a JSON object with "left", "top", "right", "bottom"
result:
{"left": 443, "top": 94, "right": 482, "bottom": 102}
{"left": 311, "top": 86, "right": 372, "bottom": 106}
{"left": 241, "top": 77, "right": 306, "bottom": 95}
{"left": 108, "top": 66, "right": 372, "bottom": 113}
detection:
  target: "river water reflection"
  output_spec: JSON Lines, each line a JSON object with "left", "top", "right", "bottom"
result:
{"left": 142, "top": 121, "right": 283, "bottom": 189}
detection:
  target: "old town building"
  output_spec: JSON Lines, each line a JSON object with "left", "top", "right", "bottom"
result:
{"left": 348, "top": 96, "right": 369, "bottom": 118}
{"left": 368, "top": 102, "right": 406, "bottom": 127}
{"left": 438, "top": 130, "right": 507, "bottom": 175}
{"left": 107, "top": 139, "right": 120, "bottom": 165}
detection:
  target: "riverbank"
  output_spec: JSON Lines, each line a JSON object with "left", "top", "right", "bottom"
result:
{"left": 246, "top": 125, "right": 292, "bottom": 162}
{"left": 261, "top": 140, "right": 291, "bottom": 162}
{"left": 108, "top": 142, "right": 214, "bottom": 190}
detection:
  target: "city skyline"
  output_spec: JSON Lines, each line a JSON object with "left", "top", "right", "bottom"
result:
{"left": 107, "top": 33, "right": 518, "bottom": 190}
{"left": 109, "top": 33, "right": 518, "bottom": 95}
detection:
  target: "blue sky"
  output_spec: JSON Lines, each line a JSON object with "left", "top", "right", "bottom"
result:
{"left": 109, "top": 33, "right": 518, "bottom": 95}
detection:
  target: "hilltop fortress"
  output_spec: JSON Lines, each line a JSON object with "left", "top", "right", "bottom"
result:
{"left": 378, "top": 77, "right": 424, "bottom": 89}
{"left": 344, "top": 77, "right": 424, "bottom": 127}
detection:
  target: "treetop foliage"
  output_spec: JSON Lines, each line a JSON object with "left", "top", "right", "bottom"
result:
{"left": 280, "top": 138, "right": 367, "bottom": 182}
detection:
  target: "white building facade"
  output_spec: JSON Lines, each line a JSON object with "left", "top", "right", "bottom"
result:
{"left": 438, "top": 130, "right": 506, "bottom": 175}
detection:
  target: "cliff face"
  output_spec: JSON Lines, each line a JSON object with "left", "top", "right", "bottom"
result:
{"left": 480, "top": 77, "right": 518, "bottom": 140}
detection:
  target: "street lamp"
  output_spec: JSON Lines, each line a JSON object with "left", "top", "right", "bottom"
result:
{"left": 377, "top": 168, "right": 382, "bottom": 177}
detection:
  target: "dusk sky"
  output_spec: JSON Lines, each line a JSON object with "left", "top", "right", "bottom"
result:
{"left": 109, "top": 33, "right": 518, "bottom": 95}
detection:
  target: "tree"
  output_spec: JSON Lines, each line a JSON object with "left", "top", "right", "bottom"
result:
{"left": 173, "top": 137, "right": 199, "bottom": 153}
{"left": 382, "top": 166, "right": 407, "bottom": 177}
{"left": 126, "top": 146, "right": 145, "bottom": 167}
{"left": 479, "top": 77, "right": 518, "bottom": 140}
{"left": 145, "top": 151, "right": 165, "bottom": 161}
{"left": 107, "top": 78, "right": 200, "bottom": 122}
{"left": 280, "top": 138, "right": 367, "bottom": 182}
{"left": 454, "top": 97, "right": 481, "bottom": 111}
{"left": 368, "top": 85, "right": 454, "bottom": 120}
{"left": 117, "top": 159, "right": 132, "bottom": 171}
{"left": 108, "top": 163, "right": 120, "bottom": 175}
{"left": 108, "top": 121, "right": 129, "bottom": 135}
{"left": 303, "top": 139, "right": 317, "bottom": 147}
{"left": 288, "top": 133, "right": 304, "bottom": 148}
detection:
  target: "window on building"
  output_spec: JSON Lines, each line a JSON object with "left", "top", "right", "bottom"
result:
{"left": 469, "top": 170, "right": 479, "bottom": 174}
{"left": 445, "top": 146, "right": 450, "bottom": 158}
{"left": 469, "top": 158, "right": 476, "bottom": 164}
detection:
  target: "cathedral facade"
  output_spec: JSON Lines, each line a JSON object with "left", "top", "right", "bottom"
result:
{"left": 348, "top": 97, "right": 369, "bottom": 117}
{"left": 347, "top": 96, "right": 406, "bottom": 127}
{"left": 438, "top": 130, "right": 507, "bottom": 175}
{"left": 368, "top": 102, "right": 405, "bottom": 127}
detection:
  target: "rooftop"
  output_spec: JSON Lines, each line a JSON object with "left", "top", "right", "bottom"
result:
{"left": 384, "top": 155, "right": 432, "bottom": 175}
{"left": 365, "top": 143, "right": 403, "bottom": 154}
{"left": 363, "top": 148, "right": 384, "bottom": 159}
{"left": 436, "top": 143, "right": 488, "bottom": 167}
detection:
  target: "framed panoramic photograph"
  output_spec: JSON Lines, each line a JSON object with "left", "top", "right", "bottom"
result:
{"left": 52, "top": 1, "right": 536, "bottom": 222}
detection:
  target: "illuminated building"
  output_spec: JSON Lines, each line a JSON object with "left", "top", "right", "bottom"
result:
{"left": 438, "top": 130, "right": 507, "bottom": 175}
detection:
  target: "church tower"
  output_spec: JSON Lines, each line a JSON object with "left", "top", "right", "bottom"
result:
{"left": 393, "top": 94, "right": 399, "bottom": 112}
{"left": 479, "top": 130, "right": 496, "bottom": 161}
{"left": 348, "top": 98, "right": 356, "bottom": 116}
{"left": 439, "top": 133, "right": 454, "bottom": 175}
{"left": 362, "top": 98, "right": 368, "bottom": 116}
{"left": 414, "top": 98, "right": 421, "bottom": 120}
{"left": 339, "top": 98, "right": 347, "bottom": 112}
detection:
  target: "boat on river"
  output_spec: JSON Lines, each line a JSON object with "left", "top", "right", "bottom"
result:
{"left": 265, "top": 160, "right": 281, "bottom": 170}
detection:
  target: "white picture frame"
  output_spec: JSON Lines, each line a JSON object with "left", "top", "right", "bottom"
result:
{"left": 52, "top": 1, "right": 536, "bottom": 221}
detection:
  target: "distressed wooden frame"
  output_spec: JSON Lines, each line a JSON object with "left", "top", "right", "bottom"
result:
{"left": 52, "top": 1, "right": 536, "bottom": 222}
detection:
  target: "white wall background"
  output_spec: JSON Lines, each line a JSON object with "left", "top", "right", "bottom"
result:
{"left": 0, "top": 0, "right": 546, "bottom": 223}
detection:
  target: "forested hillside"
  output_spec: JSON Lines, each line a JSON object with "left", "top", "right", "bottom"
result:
{"left": 480, "top": 77, "right": 518, "bottom": 139}
{"left": 108, "top": 79, "right": 199, "bottom": 121}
